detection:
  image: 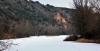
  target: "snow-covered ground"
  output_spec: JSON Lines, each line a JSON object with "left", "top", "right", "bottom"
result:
{"left": 7, "top": 35, "right": 100, "bottom": 51}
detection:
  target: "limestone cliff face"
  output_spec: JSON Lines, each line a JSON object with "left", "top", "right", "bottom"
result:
{"left": 54, "top": 13, "right": 67, "bottom": 24}
{"left": 54, "top": 13, "right": 67, "bottom": 29}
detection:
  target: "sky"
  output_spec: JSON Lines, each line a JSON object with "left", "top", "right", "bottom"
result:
{"left": 32, "top": 0, "right": 73, "bottom": 8}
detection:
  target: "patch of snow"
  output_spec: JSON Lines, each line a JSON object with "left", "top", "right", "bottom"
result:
{"left": 5, "top": 35, "right": 100, "bottom": 51}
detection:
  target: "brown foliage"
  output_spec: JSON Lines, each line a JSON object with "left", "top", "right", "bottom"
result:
{"left": 2, "top": 33, "right": 16, "bottom": 39}
{"left": 76, "top": 38, "right": 100, "bottom": 43}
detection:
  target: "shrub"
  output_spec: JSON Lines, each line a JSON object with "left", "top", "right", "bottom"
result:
{"left": 76, "top": 38, "right": 100, "bottom": 43}
{"left": 93, "top": 35, "right": 100, "bottom": 39}
{"left": 63, "top": 35, "right": 78, "bottom": 41}
{"left": 2, "top": 33, "right": 16, "bottom": 39}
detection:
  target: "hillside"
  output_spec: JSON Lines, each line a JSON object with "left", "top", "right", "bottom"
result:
{"left": 0, "top": 0, "right": 72, "bottom": 39}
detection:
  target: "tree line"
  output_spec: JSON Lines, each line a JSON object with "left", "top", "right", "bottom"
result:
{"left": 71, "top": 0, "right": 100, "bottom": 39}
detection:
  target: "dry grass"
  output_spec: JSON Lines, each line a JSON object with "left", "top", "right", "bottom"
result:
{"left": 76, "top": 38, "right": 100, "bottom": 43}
{"left": 2, "top": 33, "right": 16, "bottom": 39}
{"left": 46, "top": 34, "right": 60, "bottom": 36}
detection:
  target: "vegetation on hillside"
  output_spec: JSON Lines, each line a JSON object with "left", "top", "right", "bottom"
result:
{"left": 0, "top": 0, "right": 72, "bottom": 39}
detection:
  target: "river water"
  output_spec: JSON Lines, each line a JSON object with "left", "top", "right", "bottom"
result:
{"left": 6, "top": 35, "right": 100, "bottom": 51}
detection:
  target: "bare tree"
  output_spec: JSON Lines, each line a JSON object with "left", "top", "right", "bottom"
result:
{"left": 8, "top": 20, "right": 34, "bottom": 38}
{"left": 88, "top": 0, "right": 100, "bottom": 39}
{"left": 71, "top": 0, "right": 94, "bottom": 38}
{"left": 0, "top": 22, "right": 5, "bottom": 39}
{"left": 0, "top": 17, "right": 6, "bottom": 39}
{"left": 90, "top": 0, "right": 100, "bottom": 12}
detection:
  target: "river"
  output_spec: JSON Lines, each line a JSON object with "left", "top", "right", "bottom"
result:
{"left": 6, "top": 35, "right": 100, "bottom": 51}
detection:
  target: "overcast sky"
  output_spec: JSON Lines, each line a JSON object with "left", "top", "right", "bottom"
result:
{"left": 32, "top": 0, "right": 73, "bottom": 8}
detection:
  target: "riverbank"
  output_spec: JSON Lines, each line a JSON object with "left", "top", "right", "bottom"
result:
{"left": 64, "top": 35, "right": 100, "bottom": 43}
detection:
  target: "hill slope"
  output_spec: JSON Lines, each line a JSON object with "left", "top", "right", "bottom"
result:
{"left": 0, "top": 0, "right": 72, "bottom": 38}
